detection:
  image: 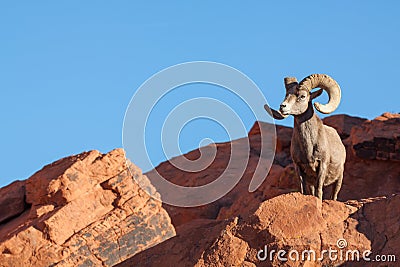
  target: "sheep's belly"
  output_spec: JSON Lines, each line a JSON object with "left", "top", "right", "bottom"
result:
{"left": 299, "top": 162, "right": 340, "bottom": 186}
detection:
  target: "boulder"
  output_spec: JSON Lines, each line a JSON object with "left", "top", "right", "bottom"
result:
{"left": 0, "top": 149, "right": 175, "bottom": 267}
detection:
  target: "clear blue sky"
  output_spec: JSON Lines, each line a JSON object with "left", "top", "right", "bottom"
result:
{"left": 1, "top": 1, "right": 399, "bottom": 187}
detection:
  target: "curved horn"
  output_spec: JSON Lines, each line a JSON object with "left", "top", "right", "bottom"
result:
{"left": 264, "top": 104, "right": 288, "bottom": 120}
{"left": 284, "top": 77, "right": 298, "bottom": 91}
{"left": 298, "top": 74, "right": 341, "bottom": 114}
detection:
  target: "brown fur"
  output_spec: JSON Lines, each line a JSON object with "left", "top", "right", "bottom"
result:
{"left": 267, "top": 76, "right": 346, "bottom": 200}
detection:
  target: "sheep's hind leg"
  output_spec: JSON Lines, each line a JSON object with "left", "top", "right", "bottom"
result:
{"left": 331, "top": 174, "right": 343, "bottom": 201}
{"left": 316, "top": 162, "right": 328, "bottom": 200}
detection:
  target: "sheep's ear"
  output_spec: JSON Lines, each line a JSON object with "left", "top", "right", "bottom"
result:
{"left": 310, "top": 89, "right": 323, "bottom": 100}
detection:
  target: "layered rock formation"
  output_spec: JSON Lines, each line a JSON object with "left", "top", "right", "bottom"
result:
{"left": 0, "top": 113, "right": 399, "bottom": 267}
{"left": 117, "top": 193, "right": 400, "bottom": 267}
{"left": 125, "top": 112, "right": 399, "bottom": 266}
{"left": 146, "top": 113, "right": 400, "bottom": 228}
{"left": 0, "top": 149, "right": 175, "bottom": 267}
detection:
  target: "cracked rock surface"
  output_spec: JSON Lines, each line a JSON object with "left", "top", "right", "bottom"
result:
{"left": 119, "top": 113, "right": 399, "bottom": 266}
{"left": 148, "top": 113, "right": 400, "bottom": 228}
{"left": 0, "top": 113, "right": 399, "bottom": 267}
{"left": 117, "top": 193, "right": 399, "bottom": 267}
{"left": 0, "top": 149, "right": 175, "bottom": 267}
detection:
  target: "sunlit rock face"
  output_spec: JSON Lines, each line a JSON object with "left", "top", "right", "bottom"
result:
{"left": 0, "top": 149, "right": 175, "bottom": 267}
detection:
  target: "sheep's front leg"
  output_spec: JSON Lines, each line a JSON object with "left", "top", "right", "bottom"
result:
{"left": 309, "top": 185, "right": 315, "bottom": 196}
{"left": 295, "top": 165, "right": 307, "bottom": 195}
{"left": 316, "top": 162, "right": 328, "bottom": 200}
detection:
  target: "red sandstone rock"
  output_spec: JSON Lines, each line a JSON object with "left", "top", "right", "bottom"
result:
{"left": 1, "top": 113, "right": 399, "bottom": 267}
{"left": 146, "top": 113, "right": 400, "bottom": 228}
{"left": 337, "top": 113, "right": 400, "bottom": 200}
{"left": 322, "top": 114, "right": 367, "bottom": 139}
{"left": 374, "top": 112, "right": 400, "bottom": 121}
{"left": 0, "top": 180, "right": 26, "bottom": 224}
{"left": 118, "top": 193, "right": 400, "bottom": 267}
{"left": 0, "top": 149, "right": 175, "bottom": 267}
{"left": 349, "top": 114, "right": 400, "bottom": 161}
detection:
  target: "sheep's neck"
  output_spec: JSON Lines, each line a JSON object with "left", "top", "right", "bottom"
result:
{"left": 293, "top": 103, "right": 322, "bottom": 154}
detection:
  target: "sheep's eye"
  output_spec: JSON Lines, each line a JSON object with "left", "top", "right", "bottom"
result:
{"left": 299, "top": 95, "right": 306, "bottom": 100}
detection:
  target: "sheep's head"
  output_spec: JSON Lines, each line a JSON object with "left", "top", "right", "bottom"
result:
{"left": 264, "top": 74, "right": 341, "bottom": 120}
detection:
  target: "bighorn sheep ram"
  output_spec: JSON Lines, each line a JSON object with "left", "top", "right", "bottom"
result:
{"left": 265, "top": 74, "right": 346, "bottom": 200}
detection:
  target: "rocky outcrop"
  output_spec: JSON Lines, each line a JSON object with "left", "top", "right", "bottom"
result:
{"left": 341, "top": 113, "right": 400, "bottom": 200}
{"left": 117, "top": 193, "right": 399, "bottom": 267}
{"left": 0, "top": 113, "right": 399, "bottom": 267}
{"left": 0, "top": 181, "right": 27, "bottom": 225}
{"left": 322, "top": 114, "right": 367, "bottom": 140}
{"left": 350, "top": 113, "right": 400, "bottom": 161}
{"left": 0, "top": 149, "right": 175, "bottom": 267}
{"left": 147, "top": 113, "right": 400, "bottom": 228}
{"left": 145, "top": 122, "right": 302, "bottom": 227}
